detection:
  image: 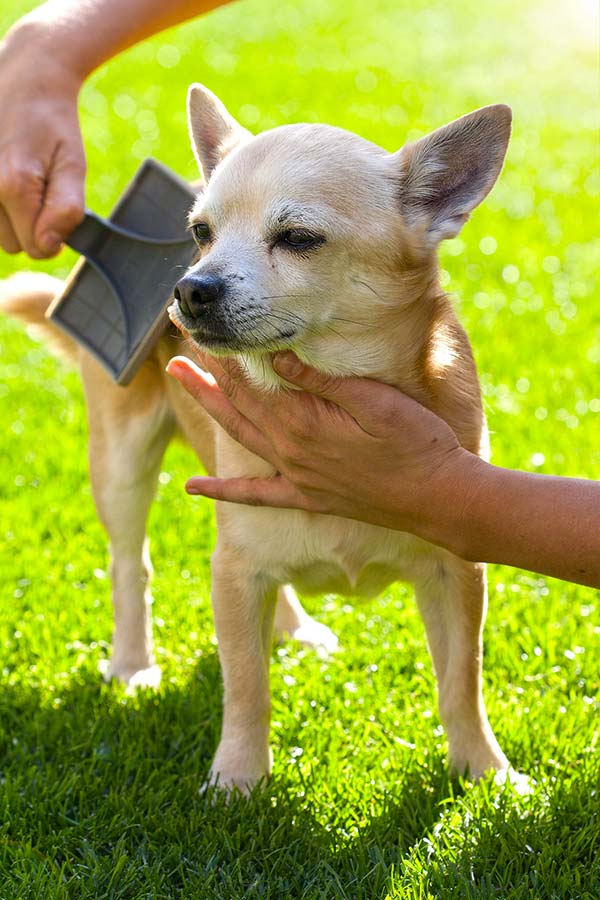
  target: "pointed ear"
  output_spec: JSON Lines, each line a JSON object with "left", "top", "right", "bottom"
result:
{"left": 187, "top": 83, "right": 251, "bottom": 182}
{"left": 395, "top": 104, "right": 512, "bottom": 245}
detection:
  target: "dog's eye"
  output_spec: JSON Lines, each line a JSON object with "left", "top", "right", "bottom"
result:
{"left": 278, "top": 229, "right": 324, "bottom": 251}
{"left": 191, "top": 222, "right": 211, "bottom": 245}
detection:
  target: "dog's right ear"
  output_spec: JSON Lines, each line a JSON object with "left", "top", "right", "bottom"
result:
{"left": 187, "top": 84, "right": 251, "bottom": 182}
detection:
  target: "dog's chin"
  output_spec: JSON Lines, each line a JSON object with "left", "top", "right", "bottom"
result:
{"left": 168, "top": 304, "right": 298, "bottom": 356}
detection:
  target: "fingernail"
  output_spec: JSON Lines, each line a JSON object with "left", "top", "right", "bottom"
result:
{"left": 273, "top": 351, "right": 303, "bottom": 378}
{"left": 41, "top": 231, "right": 62, "bottom": 252}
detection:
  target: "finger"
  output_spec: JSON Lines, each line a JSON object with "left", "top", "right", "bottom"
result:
{"left": 173, "top": 353, "right": 285, "bottom": 435}
{"left": 195, "top": 352, "right": 249, "bottom": 388}
{"left": 166, "top": 357, "right": 274, "bottom": 460}
{"left": 272, "top": 351, "right": 416, "bottom": 432}
{"left": 0, "top": 164, "right": 46, "bottom": 258}
{"left": 33, "top": 150, "right": 86, "bottom": 254}
{"left": 192, "top": 351, "right": 227, "bottom": 382}
{"left": 167, "top": 354, "right": 217, "bottom": 385}
{"left": 185, "top": 474, "right": 306, "bottom": 509}
{"left": 0, "top": 206, "right": 20, "bottom": 254}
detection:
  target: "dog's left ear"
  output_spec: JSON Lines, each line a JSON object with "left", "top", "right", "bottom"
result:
{"left": 394, "top": 104, "right": 512, "bottom": 246}
{"left": 187, "top": 83, "right": 251, "bottom": 182}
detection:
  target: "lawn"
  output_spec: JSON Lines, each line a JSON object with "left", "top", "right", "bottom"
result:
{"left": 0, "top": 0, "right": 599, "bottom": 897}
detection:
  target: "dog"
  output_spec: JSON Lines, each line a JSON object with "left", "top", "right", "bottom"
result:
{"left": 2, "top": 84, "right": 514, "bottom": 794}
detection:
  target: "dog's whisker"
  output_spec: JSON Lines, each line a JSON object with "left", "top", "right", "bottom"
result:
{"left": 328, "top": 316, "right": 371, "bottom": 328}
{"left": 259, "top": 294, "right": 307, "bottom": 301}
{"left": 353, "top": 278, "right": 384, "bottom": 301}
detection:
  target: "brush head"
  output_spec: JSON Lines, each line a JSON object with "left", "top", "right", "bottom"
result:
{"left": 47, "top": 159, "right": 198, "bottom": 385}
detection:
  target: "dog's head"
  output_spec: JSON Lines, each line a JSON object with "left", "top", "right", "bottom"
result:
{"left": 171, "top": 84, "right": 511, "bottom": 384}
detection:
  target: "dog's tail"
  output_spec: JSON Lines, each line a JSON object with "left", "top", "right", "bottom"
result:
{"left": 0, "top": 272, "right": 79, "bottom": 363}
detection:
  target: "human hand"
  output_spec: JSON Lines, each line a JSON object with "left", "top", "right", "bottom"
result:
{"left": 0, "top": 20, "right": 86, "bottom": 258}
{"left": 166, "top": 351, "right": 484, "bottom": 545}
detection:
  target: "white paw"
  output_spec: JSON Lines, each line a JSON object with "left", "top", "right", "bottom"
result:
{"left": 493, "top": 767, "right": 535, "bottom": 796}
{"left": 282, "top": 617, "right": 339, "bottom": 656}
{"left": 99, "top": 658, "right": 162, "bottom": 689}
{"left": 199, "top": 769, "right": 267, "bottom": 799}
{"left": 201, "top": 743, "right": 272, "bottom": 798}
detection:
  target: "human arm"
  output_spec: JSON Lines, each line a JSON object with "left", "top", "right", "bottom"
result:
{"left": 0, "top": 0, "right": 230, "bottom": 257}
{"left": 166, "top": 352, "right": 600, "bottom": 589}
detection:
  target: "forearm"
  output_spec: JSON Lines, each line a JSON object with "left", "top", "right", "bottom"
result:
{"left": 438, "top": 457, "right": 600, "bottom": 588}
{"left": 5, "top": 0, "right": 232, "bottom": 81}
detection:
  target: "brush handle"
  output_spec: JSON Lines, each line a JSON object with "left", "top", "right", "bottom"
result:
{"left": 66, "top": 209, "right": 192, "bottom": 256}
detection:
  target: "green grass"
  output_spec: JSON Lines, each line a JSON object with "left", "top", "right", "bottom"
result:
{"left": 1, "top": 0, "right": 599, "bottom": 897}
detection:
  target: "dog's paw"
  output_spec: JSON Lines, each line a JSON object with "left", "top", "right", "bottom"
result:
{"left": 201, "top": 744, "right": 272, "bottom": 799}
{"left": 200, "top": 769, "right": 268, "bottom": 799}
{"left": 493, "top": 767, "right": 535, "bottom": 796}
{"left": 99, "top": 658, "right": 162, "bottom": 689}
{"left": 280, "top": 616, "right": 339, "bottom": 656}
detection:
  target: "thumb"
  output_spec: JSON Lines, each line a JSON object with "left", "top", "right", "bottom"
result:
{"left": 272, "top": 350, "right": 387, "bottom": 423}
{"left": 34, "top": 151, "right": 86, "bottom": 254}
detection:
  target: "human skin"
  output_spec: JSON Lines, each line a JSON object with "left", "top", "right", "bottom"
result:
{"left": 166, "top": 352, "right": 600, "bottom": 590}
{"left": 0, "top": 0, "right": 229, "bottom": 258}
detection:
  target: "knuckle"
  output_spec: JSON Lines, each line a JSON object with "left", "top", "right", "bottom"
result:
{"left": 223, "top": 413, "right": 242, "bottom": 444}
{"left": 284, "top": 412, "right": 309, "bottom": 439}
{"left": 53, "top": 198, "right": 84, "bottom": 229}
{"left": 322, "top": 374, "right": 342, "bottom": 394}
{"left": 299, "top": 489, "right": 327, "bottom": 514}
{"left": 218, "top": 373, "right": 236, "bottom": 398}
{"left": 290, "top": 469, "right": 313, "bottom": 491}
{"left": 375, "top": 398, "right": 398, "bottom": 430}
{"left": 274, "top": 435, "right": 303, "bottom": 466}
{"left": 69, "top": 155, "right": 87, "bottom": 178}
{"left": 220, "top": 356, "right": 244, "bottom": 381}
{"left": 309, "top": 372, "right": 342, "bottom": 397}
{"left": 0, "top": 165, "right": 40, "bottom": 198}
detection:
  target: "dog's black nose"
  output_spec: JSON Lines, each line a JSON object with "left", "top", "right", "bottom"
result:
{"left": 174, "top": 274, "right": 224, "bottom": 318}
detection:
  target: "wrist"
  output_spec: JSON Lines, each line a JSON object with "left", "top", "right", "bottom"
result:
{"left": 4, "top": 13, "right": 90, "bottom": 86}
{"left": 416, "top": 450, "right": 494, "bottom": 559}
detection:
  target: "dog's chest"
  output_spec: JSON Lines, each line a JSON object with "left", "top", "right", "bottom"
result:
{"left": 220, "top": 503, "right": 434, "bottom": 597}
{"left": 286, "top": 554, "right": 410, "bottom": 598}
{"left": 214, "top": 431, "right": 441, "bottom": 596}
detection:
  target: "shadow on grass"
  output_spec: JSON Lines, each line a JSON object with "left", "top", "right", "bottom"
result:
{"left": 0, "top": 658, "right": 598, "bottom": 899}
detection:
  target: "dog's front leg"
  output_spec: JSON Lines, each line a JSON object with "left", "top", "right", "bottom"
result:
{"left": 415, "top": 557, "right": 510, "bottom": 780}
{"left": 207, "top": 545, "right": 276, "bottom": 796}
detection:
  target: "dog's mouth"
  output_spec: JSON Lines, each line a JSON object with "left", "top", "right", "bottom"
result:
{"left": 191, "top": 327, "right": 297, "bottom": 353}
{"left": 168, "top": 303, "right": 298, "bottom": 354}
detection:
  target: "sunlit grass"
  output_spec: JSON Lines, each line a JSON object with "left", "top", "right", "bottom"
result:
{"left": 0, "top": 0, "right": 599, "bottom": 897}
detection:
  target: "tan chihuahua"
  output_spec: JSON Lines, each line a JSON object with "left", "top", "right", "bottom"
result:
{"left": 2, "top": 84, "right": 514, "bottom": 793}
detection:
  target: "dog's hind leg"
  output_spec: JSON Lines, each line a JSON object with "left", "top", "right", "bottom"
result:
{"left": 414, "top": 556, "right": 509, "bottom": 780}
{"left": 82, "top": 359, "right": 175, "bottom": 688}
{"left": 274, "top": 584, "right": 338, "bottom": 654}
